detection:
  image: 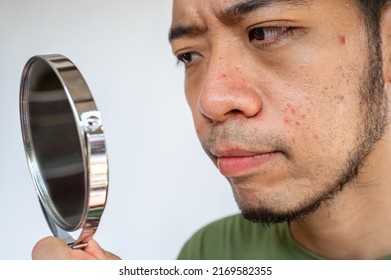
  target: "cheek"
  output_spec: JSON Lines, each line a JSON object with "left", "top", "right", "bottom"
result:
{"left": 279, "top": 101, "right": 318, "bottom": 149}
{"left": 283, "top": 102, "right": 306, "bottom": 128}
{"left": 185, "top": 81, "right": 202, "bottom": 115}
{"left": 281, "top": 86, "right": 361, "bottom": 165}
{"left": 184, "top": 82, "right": 197, "bottom": 109}
{"left": 184, "top": 85, "right": 203, "bottom": 139}
{"left": 191, "top": 109, "right": 209, "bottom": 141}
{"left": 278, "top": 52, "right": 364, "bottom": 146}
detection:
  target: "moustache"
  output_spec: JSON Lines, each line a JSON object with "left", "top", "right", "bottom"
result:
{"left": 201, "top": 122, "right": 293, "bottom": 157}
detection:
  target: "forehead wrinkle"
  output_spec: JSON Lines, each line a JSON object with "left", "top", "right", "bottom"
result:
{"left": 169, "top": 1, "right": 210, "bottom": 43}
{"left": 169, "top": 0, "right": 312, "bottom": 42}
{"left": 169, "top": 24, "right": 205, "bottom": 42}
{"left": 218, "top": 0, "right": 312, "bottom": 23}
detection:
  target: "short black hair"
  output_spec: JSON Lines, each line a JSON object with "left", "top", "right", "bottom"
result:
{"left": 355, "top": 0, "right": 389, "bottom": 74}
{"left": 356, "top": 0, "right": 389, "bottom": 35}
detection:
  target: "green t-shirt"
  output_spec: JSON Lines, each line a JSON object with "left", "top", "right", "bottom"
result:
{"left": 178, "top": 214, "right": 391, "bottom": 260}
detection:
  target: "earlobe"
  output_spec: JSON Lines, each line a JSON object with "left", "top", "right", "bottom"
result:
{"left": 381, "top": 3, "right": 391, "bottom": 85}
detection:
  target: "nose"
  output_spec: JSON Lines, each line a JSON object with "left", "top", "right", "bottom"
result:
{"left": 198, "top": 51, "right": 263, "bottom": 123}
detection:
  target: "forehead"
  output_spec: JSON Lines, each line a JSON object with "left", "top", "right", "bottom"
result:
{"left": 171, "top": 0, "right": 357, "bottom": 23}
{"left": 172, "top": 0, "right": 312, "bottom": 15}
{"left": 170, "top": 0, "right": 362, "bottom": 42}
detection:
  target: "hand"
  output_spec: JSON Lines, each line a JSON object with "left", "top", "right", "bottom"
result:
{"left": 32, "top": 236, "right": 121, "bottom": 260}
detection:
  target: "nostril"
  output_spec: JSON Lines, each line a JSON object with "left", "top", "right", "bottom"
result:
{"left": 229, "top": 109, "right": 242, "bottom": 115}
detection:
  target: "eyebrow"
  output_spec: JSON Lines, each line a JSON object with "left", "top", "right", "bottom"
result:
{"left": 168, "top": 0, "right": 310, "bottom": 42}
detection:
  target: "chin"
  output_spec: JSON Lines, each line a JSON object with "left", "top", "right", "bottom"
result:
{"left": 231, "top": 172, "right": 346, "bottom": 225}
{"left": 238, "top": 189, "right": 339, "bottom": 226}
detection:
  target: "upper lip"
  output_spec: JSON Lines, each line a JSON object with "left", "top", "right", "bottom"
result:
{"left": 209, "top": 147, "right": 276, "bottom": 158}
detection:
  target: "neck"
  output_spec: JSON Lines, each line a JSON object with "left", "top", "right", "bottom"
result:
{"left": 290, "top": 126, "right": 391, "bottom": 260}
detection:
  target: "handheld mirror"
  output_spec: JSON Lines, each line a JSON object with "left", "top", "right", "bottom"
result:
{"left": 19, "top": 54, "right": 108, "bottom": 249}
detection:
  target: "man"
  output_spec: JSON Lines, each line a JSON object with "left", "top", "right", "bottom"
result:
{"left": 33, "top": 0, "right": 391, "bottom": 259}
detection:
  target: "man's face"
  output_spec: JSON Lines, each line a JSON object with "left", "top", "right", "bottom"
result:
{"left": 170, "top": 0, "right": 387, "bottom": 222}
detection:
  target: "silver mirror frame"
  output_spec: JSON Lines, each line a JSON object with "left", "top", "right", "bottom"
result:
{"left": 20, "top": 54, "right": 108, "bottom": 249}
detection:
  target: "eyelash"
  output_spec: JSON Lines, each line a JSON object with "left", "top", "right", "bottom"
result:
{"left": 176, "top": 26, "right": 294, "bottom": 66}
{"left": 176, "top": 52, "right": 195, "bottom": 66}
{"left": 248, "top": 26, "right": 293, "bottom": 48}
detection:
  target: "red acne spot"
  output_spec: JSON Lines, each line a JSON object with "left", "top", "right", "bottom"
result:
{"left": 339, "top": 36, "right": 346, "bottom": 45}
{"left": 336, "top": 95, "right": 345, "bottom": 104}
{"left": 285, "top": 103, "right": 299, "bottom": 114}
{"left": 217, "top": 74, "right": 228, "bottom": 81}
{"left": 284, "top": 102, "right": 304, "bottom": 127}
{"left": 314, "top": 134, "right": 319, "bottom": 140}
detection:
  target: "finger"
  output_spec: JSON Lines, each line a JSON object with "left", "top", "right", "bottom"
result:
{"left": 32, "top": 236, "right": 121, "bottom": 260}
{"left": 84, "top": 239, "right": 121, "bottom": 260}
{"left": 32, "top": 236, "right": 73, "bottom": 260}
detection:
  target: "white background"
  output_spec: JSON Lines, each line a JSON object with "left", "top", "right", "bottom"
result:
{"left": 0, "top": 0, "right": 238, "bottom": 259}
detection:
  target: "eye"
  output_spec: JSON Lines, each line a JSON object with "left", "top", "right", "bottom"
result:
{"left": 177, "top": 52, "right": 193, "bottom": 64}
{"left": 248, "top": 27, "right": 290, "bottom": 43}
{"left": 176, "top": 51, "right": 203, "bottom": 67}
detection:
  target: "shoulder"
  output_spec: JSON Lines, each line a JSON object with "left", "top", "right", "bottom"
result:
{"left": 177, "top": 214, "right": 282, "bottom": 260}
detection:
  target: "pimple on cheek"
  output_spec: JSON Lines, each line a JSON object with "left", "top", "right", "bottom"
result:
{"left": 338, "top": 35, "right": 346, "bottom": 46}
{"left": 284, "top": 116, "right": 301, "bottom": 127}
{"left": 216, "top": 74, "right": 228, "bottom": 81}
{"left": 283, "top": 103, "right": 306, "bottom": 127}
{"left": 334, "top": 95, "right": 345, "bottom": 104}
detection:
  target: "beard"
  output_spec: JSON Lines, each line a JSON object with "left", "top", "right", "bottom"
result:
{"left": 242, "top": 38, "right": 388, "bottom": 226}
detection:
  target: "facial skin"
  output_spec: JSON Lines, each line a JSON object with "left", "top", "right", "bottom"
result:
{"left": 169, "top": 0, "right": 388, "bottom": 224}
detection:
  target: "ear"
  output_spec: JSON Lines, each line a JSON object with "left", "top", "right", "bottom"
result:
{"left": 381, "top": 3, "right": 391, "bottom": 86}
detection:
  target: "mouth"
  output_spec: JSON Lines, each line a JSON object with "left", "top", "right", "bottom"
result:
{"left": 210, "top": 148, "right": 280, "bottom": 178}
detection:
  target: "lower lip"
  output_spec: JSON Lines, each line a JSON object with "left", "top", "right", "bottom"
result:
{"left": 217, "top": 153, "right": 277, "bottom": 177}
